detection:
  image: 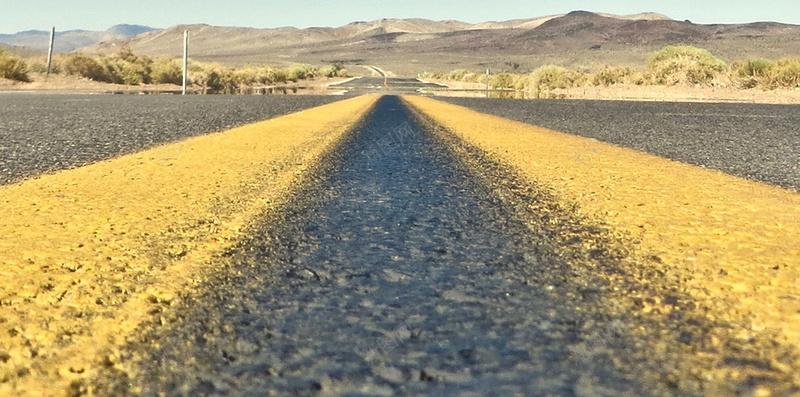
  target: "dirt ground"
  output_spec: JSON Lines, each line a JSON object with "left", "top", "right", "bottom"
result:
{"left": 6, "top": 73, "right": 799, "bottom": 104}
{"left": 0, "top": 74, "right": 349, "bottom": 95}
{"left": 425, "top": 79, "right": 800, "bottom": 104}
{"left": 555, "top": 84, "right": 800, "bottom": 104}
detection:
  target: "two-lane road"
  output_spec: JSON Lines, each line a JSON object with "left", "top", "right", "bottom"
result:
{"left": 331, "top": 76, "right": 445, "bottom": 95}
{"left": 1, "top": 94, "right": 798, "bottom": 395}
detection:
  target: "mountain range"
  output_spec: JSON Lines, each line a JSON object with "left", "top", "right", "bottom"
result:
{"left": 3, "top": 12, "right": 799, "bottom": 76}
{"left": 0, "top": 25, "right": 156, "bottom": 52}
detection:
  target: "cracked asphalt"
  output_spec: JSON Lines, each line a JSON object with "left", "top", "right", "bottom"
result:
{"left": 89, "top": 96, "right": 797, "bottom": 396}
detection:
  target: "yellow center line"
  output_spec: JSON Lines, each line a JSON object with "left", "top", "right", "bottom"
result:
{"left": 0, "top": 94, "right": 379, "bottom": 395}
{"left": 403, "top": 95, "right": 800, "bottom": 345}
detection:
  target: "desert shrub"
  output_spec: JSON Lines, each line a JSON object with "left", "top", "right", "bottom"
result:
{"left": 490, "top": 73, "right": 516, "bottom": 89}
{"left": 150, "top": 57, "right": 183, "bottom": 85}
{"left": 189, "top": 62, "right": 236, "bottom": 93}
{"left": 47, "top": 54, "right": 67, "bottom": 74}
{"left": 107, "top": 49, "right": 153, "bottom": 85}
{"left": 591, "top": 66, "right": 635, "bottom": 86}
{"left": 319, "top": 64, "right": 347, "bottom": 78}
{"left": 120, "top": 61, "right": 150, "bottom": 85}
{"left": 419, "top": 71, "right": 450, "bottom": 81}
{"left": 98, "top": 57, "right": 126, "bottom": 84}
{"left": 319, "top": 65, "right": 336, "bottom": 78}
{"left": 114, "top": 47, "right": 139, "bottom": 64}
{"left": 124, "top": 53, "right": 152, "bottom": 84}
{"left": 64, "top": 53, "right": 112, "bottom": 82}
{"left": 27, "top": 60, "right": 48, "bottom": 74}
{"left": 234, "top": 66, "right": 288, "bottom": 86}
{"left": 286, "top": 63, "right": 317, "bottom": 82}
{"left": 461, "top": 72, "right": 478, "bottom": 83}
{"left": 448, "top": 69, "right": 468, "bottom": 81}
{"left": 68, "top": 49, "right": 155, "bottom": 86}
{"left": 271, "top": 69, "right": 288, "bottom": 84}
{"left": 734, "top": 59, "right": 773, "bottom": 78}
{"left": 769, "top": 58, "right": 800, "bottom": 88}
{"left": 232, "top": 67, "right": 259, "bottom": 86}
{"left": 530, "top": 65, "right": 586, "bottom": 91}
{"left": 0, "top": 49, "right": 30, "bottom": 82}
{"left": 645, "top": 45, "right": 727, "bottom": 85}
{"left": 730, "top": 59, "right": 773, "bottom": 89}
{"left": 513, "top": 74, "right": 532, "bottom": 91}
{"left": 444, "top": 69, "right": 489, "bottom": 84}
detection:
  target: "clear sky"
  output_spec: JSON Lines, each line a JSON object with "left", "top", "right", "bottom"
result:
{"left": 2, "top": 0, "right": 799, "bottom": 34}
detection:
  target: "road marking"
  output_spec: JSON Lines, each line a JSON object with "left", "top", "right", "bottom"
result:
{"left": 0, "top": 94, "right": 378, "bottom": 395}
{"left": 652, "top": 112, "right": 786, "bottom": 119}
{"left": 404, "top": 95, "right": 800, "bottom": 344}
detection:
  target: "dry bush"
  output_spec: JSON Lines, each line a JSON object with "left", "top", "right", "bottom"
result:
{"left": 448, "top": 69, "right": 468, "bottom": 81}
{"left": 319, "top": 64, "right": 347, "bottom": 78}
{"left": 286, "top": 63, "right": 317, "bottom": 82}
{"left": 531, "top": 65, "right": 586, "bottom": 90}
{"left": 100, "top": 56, "right": 151, "bottom": 85}
{"left": 645, "top": 45, "right": 728, "bottom": 86}
{"left": 271, "top": 69, "right": 289, "bottom": 84}
{"left": 150, "top": 57, "right": 183, "bottom": 85}
{"left": 769, "top": 58, "right": 800, "bottom": 88}
{"left": 513, "top": 74, "right": 532, "bottom": 91}
{"left": 0, "top": 48, "right": 30, "bottom": 82}
{"left": 731, "top": 59, "right": 772, "bottom": 89}
{"left": 63, "top": 53, "right": 112, "bottom": 82}
{"left": 489, "top": 73, "right": 516, "bottom": 89}
{"left": 591, "top": 66, "right": 637, "bottom": 86}
{"left": 232, "top": 67, "right": 263, "bottom": 86}
{"left": 189, "top": 62, "right": 236, "bottom": 93}
{"left": 108, "top": 48, "right": 153, "bottom": 85}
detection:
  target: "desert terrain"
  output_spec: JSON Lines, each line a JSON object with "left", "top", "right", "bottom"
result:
{"left": 1, "top": 9, "right": 800, "bottom": 396}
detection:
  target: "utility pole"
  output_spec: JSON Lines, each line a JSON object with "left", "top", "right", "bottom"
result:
{"left": 182, "top": 30, "right": 189, "bottom": 95}
{"left": 46, "top": 27, "right": 55, "bottom": 77}
{"left": 485, "top": 69, "right": 490, "bottom": 98}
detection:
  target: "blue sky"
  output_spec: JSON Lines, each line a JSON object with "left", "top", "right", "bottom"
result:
{"left": 2, "top": 0, "right": 799, "bottom": 34}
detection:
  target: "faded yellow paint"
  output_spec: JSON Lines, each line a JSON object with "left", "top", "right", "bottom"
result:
{"left": 404, "top": 96, "right": 800, "bottom": 343}
{"left": 0, "top": 95, "right": 378, "bottom": 395}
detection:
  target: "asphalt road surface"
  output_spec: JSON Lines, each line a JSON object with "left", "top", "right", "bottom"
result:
{"left": 0, "top": 94, "right": 343, "bottom": 185}
{"left": 4, "top": 95, "right": 797, "bottom": 394}
{"left": 90, "top": 97, "right": 791, "bottom": 396}
{"left": 438, "top": 97, "right": 800, "bottom": 191}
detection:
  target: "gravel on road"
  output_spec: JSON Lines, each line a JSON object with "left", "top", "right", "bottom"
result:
{"left": 0, "top": 94, "right": 343, "bottom": 185}
{"left": 437, "top": 97, "right": 800, "bottom": 191}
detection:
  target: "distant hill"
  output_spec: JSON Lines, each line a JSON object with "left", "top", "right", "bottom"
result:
{"left": 0, "top": 25, "right": 159, "bottom": 52}
{"left": 17, "top": 11, "right": 800, "bottom": 76}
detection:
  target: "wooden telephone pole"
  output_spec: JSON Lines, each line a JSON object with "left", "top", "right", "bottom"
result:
{"left": 46, "top": 27, "right": 55, "bottom": 77}
{"left": 182, "top": 30, "right": 189, "bottom": 95}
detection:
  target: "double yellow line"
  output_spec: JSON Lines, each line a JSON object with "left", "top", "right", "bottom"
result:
{"left": 404, "top": 95, "right": 800, "bottom": 351}
{"left": 4, "top": 93, "right": 799, "bottom": 394}
{"left": 0, "top": 95, "right": 378, "bottom": 395}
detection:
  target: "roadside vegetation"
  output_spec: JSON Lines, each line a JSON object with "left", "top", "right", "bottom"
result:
{"left": 0, "top": 48, "right": 30, "bottom": 82}
{"left": 0, "top": 47, "right": 348, "bottom": 93}
{"left": 422, "top": 45, "right": 800, "bottom": 98}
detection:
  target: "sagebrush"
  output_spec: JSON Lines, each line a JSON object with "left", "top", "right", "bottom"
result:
{"left": 0, "top": 48, "right": 30, "bottom": 82}
{"left": 10, "top": 47, "right": 347, "bottom": 92}
{"left": 427, "top": 45, "right": 800, "bottom": 92}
